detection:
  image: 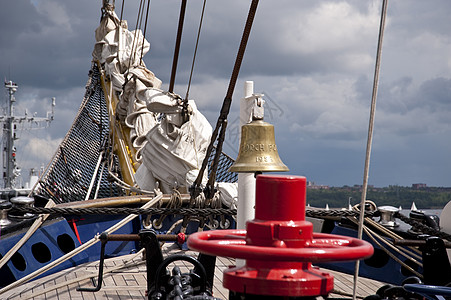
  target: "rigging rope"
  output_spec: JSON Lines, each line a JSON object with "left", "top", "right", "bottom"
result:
{"left": 11, "top": 206, "right": 236, "bottom": 217}
{"left": 127, "top": 0, "right": 144, "bottom": 70}
{"left": 120, "top": 0, "right": 125, "bottom": 21}
{"left": 185, "top": 0, "right": 207, "bottom": 102}
{"left": 0, "top": 192, "right": 164, "bottom": 295}
{"left": 346, "top": 216, "right": 424, "bottom": 278}
{"left": 11, "top": 203, "right": 451, "bottom": 243}
{"left": 354, "top": 1, "right": 389, "bottom": 299}
{"left": 10, "top": 206, "right": 380, "bottom": 218}
{"left": 191, "top": 0, "right": 260, "bottom": 200}
{"left": 362, "top": 225, "right": 423, "bottom": 278}
{"left": 140, "top": 0, "right": 152, "bottom": 63}
{"left": 169, "top": 0, "right": 187, "bottom": 93}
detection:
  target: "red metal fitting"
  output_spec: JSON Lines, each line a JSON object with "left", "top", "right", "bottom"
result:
{"left": 188, "top": 175, "right": 373, "bottom": 298}
{"left": 177, "top": 232, "right": 186, "bottom": 244}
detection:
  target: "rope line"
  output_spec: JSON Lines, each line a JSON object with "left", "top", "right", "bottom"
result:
{"left": 354, "top": 1, "right": 389, "bottom": 298}
{"left": 396, "top": 212, "right": 451, "bottom": 241}
{"left": 9, "top": 207, "right": 380, "bottom": 218}
{"left": 363, "top": 225, "right": 423, "bottom": 279}
{"left": 140, "top": 0, "right": 152, "bottom": 63}
{"left": 185, "top": 0, "right": 207, "bottom": 101}
{"left": 120, "top": 0, "right": 125, "bottom": 21}
{"left": 128, "top": 0, "right": 144, "bottom": 70}
{"left": 192, "top": 0, "right": 260, "bottom": 199}
{"left": 169, "top": 0, "right": 187, "bottom": 93}
{"left": 9, "top": 205, "right": 450, "bottom": 241}
{"left": 11, "top": 206, "right": 237, "bottom": 217}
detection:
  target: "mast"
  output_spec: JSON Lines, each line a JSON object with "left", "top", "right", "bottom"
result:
{"left": 2, "top": 80, "right": 55, "bottom": 189}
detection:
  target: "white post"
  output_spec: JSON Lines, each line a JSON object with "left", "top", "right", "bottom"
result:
{"left": 236, "top": 81, "right": 257, "bottom": 266}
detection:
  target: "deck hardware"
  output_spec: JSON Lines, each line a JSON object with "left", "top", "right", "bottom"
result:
{"left": 10, "top": 196, "right": 35, "bottom": 218}
{"left": 421, "top": 236, "right": 451, "bottom": 286}
{"left": 0, "top": 200, "right": 12, "bottom": 226}
{"left": 189, "top": 175, "right": 374, "bottom": 298}
{"left": 378, "top": 206, "right": 399, "bottom": 227}
{"left": 150, "top": 253, "right": 218, "bottom": 300}
{"left": 76, "top": 230, "right": 185, "bottom": 293}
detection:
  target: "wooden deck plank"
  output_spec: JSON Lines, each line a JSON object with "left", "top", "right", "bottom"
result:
{"left": 213, "top": 265, "right": 229, "bottom": 299}
{"left": 2, "top": 242, "right": 385, "bottom": 299}
{"left": 133, "top": 273, "right": 148, "bottom": 288}
{"left": 43, "top": 280, "right": 58, "bottom": 300}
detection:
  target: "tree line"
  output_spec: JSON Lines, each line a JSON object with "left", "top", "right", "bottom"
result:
{"left": 306, "top": 186, "right": 451, "bottom": 209}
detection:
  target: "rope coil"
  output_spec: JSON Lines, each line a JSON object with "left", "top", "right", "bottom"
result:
{"left": 396, "top": 212, "right": 451, "bottom": 241}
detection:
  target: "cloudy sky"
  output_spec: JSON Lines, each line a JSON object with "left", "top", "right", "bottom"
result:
{"left": 0, "top": 0, "right": 450, "bottom": 188}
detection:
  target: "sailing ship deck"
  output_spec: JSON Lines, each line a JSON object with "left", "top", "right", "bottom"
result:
{"left": 3, "top": 243, "right": 384, "bottom": 300}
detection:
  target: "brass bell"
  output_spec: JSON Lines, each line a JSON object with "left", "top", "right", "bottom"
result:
{"left": 229, "top": 119, "right": 289, "bottom": 173}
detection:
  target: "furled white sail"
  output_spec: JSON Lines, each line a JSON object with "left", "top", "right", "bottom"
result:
{"left": 92, "top": 6, "right": 221, "bottom": 196}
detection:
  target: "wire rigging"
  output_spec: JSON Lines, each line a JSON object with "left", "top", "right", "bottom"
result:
{"left": 185, "top": 0, "right": 207, "bottom": 102}
{"left": 191, "top": 0, "right": 260, "bottom": 200}
{"left": 353, "top": 0, "right": 389, "bottom": 299}
{"left": 140, "top": 0, "right": 152, "bottom": 63}
{"left": 135, "top": 0, "right": 146, "bottom": 63}
{"left": 127, "top": 0, "right": 144, "bottom": 71}
{"left": 120, "top": 0, "right": 125, "bottom": 21}
{"left": 169, "top": 0, "right": 188, "bottom": 93}
{"left": 140, "top": 0, "right": 150, "bottom": 63}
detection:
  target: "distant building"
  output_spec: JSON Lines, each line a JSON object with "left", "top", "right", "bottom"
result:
{"left": 307, "top": 181, "right": 330, "bottom": 190}
{"left": 412, "top": 183, "right": 427, "bottom": 189}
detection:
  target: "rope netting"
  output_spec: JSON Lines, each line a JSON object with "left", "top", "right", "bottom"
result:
{"left": 35, "top": 64, "right": 237, "bottom": 204}
{"left": 36, "top": 66, "right": 117, "bottom": 203}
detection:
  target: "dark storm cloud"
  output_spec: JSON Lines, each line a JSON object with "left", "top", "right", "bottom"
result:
{"left": 0, "top": 1, "right": 99, "bottom": 90}
{"left": 1, "top": 0, "right": 450, "bottom": 188}
{"left": 416, "top": 78, "right": 451, "bottom": 111}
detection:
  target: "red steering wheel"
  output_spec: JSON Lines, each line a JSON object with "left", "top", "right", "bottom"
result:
{"left": 188, "top": 229, "right": 373, "bottom": 263}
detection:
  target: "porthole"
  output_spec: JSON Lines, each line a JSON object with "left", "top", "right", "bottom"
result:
{"left": 57, "top": 234, "right": 76, "bottom": 254}
{"left": 31, "top": 242, "right": 51, "bottom": 263}
{"left": 11, "top": 252, "right": 26, "bottom": 271}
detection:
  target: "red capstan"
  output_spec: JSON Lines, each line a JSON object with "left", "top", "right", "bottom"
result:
{"left": 188, "top": 175, "right": 373, "bottom": 298}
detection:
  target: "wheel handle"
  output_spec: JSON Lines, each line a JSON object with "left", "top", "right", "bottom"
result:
{"left": 187, "top": 229, "right": 374, "bottom": 262}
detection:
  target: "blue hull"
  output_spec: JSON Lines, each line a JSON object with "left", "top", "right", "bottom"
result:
{"left": 0, "top": 214, "right": 141, "bottom": 288}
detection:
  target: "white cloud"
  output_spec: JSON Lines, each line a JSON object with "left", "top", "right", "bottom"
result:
{"left": 23, "top": 136, "right": 61, "bottom": 163}
{"left": 278, "top": 2, "right": 379, "bottom": 66}
{"left": 13, "top": 135, "right": 62, "bottom": 186}
{"left": 33, "top": 0, "right": 73, "bottom": 33}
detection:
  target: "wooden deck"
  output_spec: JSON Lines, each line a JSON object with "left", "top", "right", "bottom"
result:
{"left": 2, "top": 243, "right": 385, "bottom": 299}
